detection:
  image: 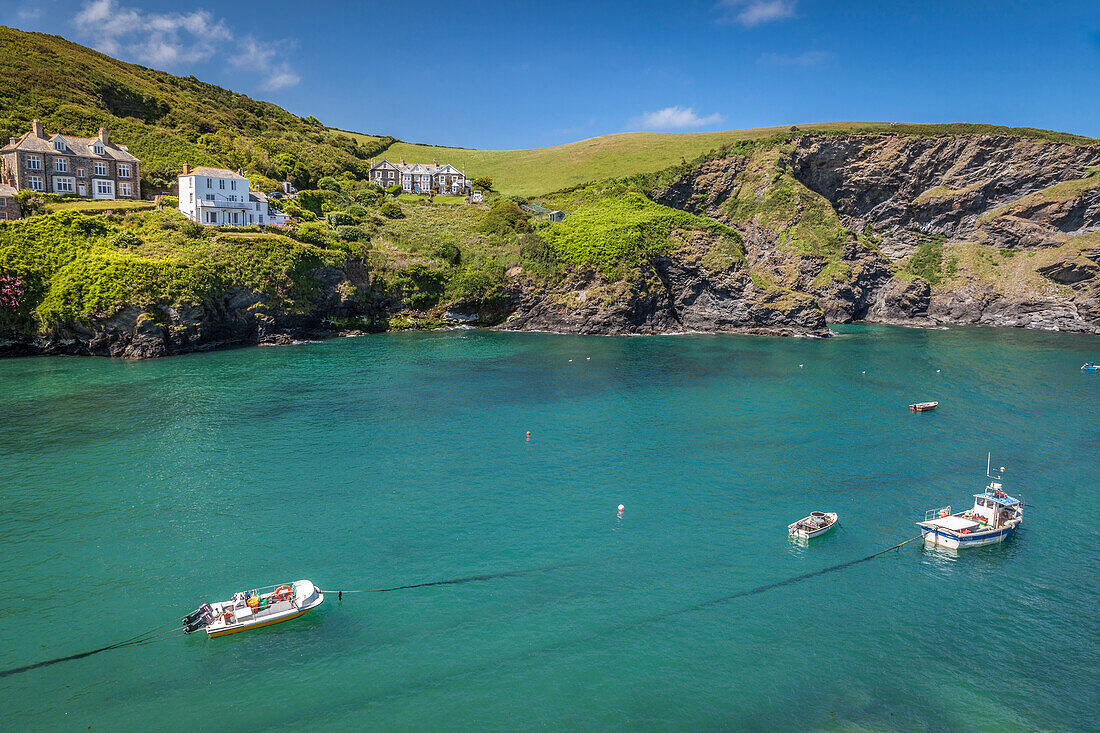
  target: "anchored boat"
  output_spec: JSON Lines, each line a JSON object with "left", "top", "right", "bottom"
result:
{"left": 788, "top": 511, "right": 838, "bottom": 539}
{"left": 917, "top": 456, "right": 1023, "bottom": 549}
{"left": 1082, "top": 362, "right": 1099, "bottom": 371}
{"left": 183, "top": 580, "right": 324, "bottom": 637}
{"left": 909, "top": 401, "right": 939, "bottom": 412}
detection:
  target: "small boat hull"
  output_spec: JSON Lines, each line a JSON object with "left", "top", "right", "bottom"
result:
{"left": 788, "top": 512, "right": 838, "bottom": 539}
{"left": 207, "top": 607, "right": 313, "bottom": 637}
{"left": 910, "top": 402, "right": 939, "bottom": 412}
{"left": 920, "top": 523, "right": 1018, "bottom": 550}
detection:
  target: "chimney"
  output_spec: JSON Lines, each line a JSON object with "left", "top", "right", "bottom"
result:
{"left": 400, "top": 157, "right": 405, "bottom": 165}
{"left": 98, "top": 127, "right": 109, "bottom": 145}
{"left": 8, "top": 137, "right": 15, "bottom": 146}
{"left": 32, "top": 119, "right": 43, "bottom": 137}
{"left": 433, "top": 157, "right": 437, "bottom": 165}
{"left": 182, "top": 163, "right": 191, "bottom": 175}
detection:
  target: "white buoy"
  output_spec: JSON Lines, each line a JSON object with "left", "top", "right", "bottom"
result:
{"left": 937, "top": 369, "right": 941, "bottom": 373}
{"left": 799, "top": 364, "right": 803, "bottom": 368}
{"left": 568, "top": 359, "right": 573, "bottom": 363}
{"left": 862, "top": 370, "right": 866, "bottom": 374}
{"left": 617, "top": 504, "right": 625, "bottom": 514}
{"left": 586, "top": 357, "right": 590, "bottom": 361}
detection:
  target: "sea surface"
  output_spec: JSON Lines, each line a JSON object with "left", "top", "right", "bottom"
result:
{"left": 1, "top": 325, "right": 1098, "bottom": 731}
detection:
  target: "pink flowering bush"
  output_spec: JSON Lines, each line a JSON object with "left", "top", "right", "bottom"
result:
{"left": 0, "top": 273, "right": 25, "bottom": 310}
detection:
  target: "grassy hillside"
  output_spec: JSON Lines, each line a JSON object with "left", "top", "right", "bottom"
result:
{"left": 0, "top": 26, "right": 394, "bottom": 191}
{"left": 344, "top": 123, "right": 1100, "bottom": 197}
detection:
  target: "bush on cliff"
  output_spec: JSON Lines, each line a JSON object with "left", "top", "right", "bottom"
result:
{"left": 537, "top": 190, "right": 737, "bottom": 277}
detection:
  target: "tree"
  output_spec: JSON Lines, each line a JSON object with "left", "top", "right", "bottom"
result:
{"left": 473, "top": 176, "right": 494, "bottom": 191}
{"left": 380, "top": 201, "right": 404, "bottom": 219}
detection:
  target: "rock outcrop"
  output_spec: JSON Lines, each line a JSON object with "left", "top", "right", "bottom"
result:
{"left": 650, "top": 134, "right": 1100, "bottom": 334}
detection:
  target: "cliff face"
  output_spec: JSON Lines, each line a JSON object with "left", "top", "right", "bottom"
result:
{"left": 503, "top": 230, "right": 827, "bottom": 336}
{"left": 0, "top": 261, "right": 387, "bottom": 359}
{"left": 652, "top": 134, "right": 1100, "bottom": 333}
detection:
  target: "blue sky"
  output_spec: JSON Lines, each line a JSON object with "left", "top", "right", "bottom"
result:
{"left": 5, "top": 0, "right": 1100, "bottom": 149}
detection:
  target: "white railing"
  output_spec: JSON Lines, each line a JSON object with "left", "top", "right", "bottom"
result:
{"left": 924, "top": 506, "right": 951, "bottom": 521}
{"left": 197, "top": 198, "right": 249, "bottom": 208}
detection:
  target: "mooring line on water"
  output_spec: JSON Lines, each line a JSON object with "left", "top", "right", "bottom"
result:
{"left": 321, "top": 560, "right": 584, "bottom": 599}
{"left": 661, "top": 533, "right": 925, "bottom": 620}
{"left": 0, "top": 620, "right": 185, "bottom": 679}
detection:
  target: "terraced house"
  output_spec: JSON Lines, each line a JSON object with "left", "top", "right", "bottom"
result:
{"left": 368, "top": 158, "right": 470, "bottom": 195}
{"left": 0, "top": 120, "right": 140, "bottom": 200}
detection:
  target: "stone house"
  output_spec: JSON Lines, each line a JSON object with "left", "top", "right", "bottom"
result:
{"left": 0, "top": 119, "right": 140, "bottom": 200}
{"left": 0, "top": 183, "right": 20, "bottom": 220}
{"left": 368, "top": 158, "right": 470, "bottom": 195}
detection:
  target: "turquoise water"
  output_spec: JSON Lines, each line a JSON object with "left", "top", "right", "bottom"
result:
{"left": 1, "top": 326, "right": 1098, "bottom": 731}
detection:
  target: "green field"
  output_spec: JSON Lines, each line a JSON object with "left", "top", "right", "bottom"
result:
{"left": 341, "top": 122, "right": 1100, "bottom": 197}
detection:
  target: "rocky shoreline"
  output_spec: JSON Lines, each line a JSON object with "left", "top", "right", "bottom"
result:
{"left": 4, "top": 132, "right": 1100, "bottom": 359}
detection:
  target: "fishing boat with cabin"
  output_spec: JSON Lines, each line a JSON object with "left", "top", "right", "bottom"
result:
{"left": 909, "top": 401, "right": 938, "bottom": 412}
{"left": 182, "top": 580, "right": 324, "bottom": 637}
{"left": 917, "top": 456, "right": 1023, "bottom": 549}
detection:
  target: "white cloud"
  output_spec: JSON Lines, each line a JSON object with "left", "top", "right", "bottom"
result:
{"left": 72, "top": 0, "right": 297, "bottom": 91}
{"left": 716, "top": 0, "right": 798, "bottom": 27}
{"left": 759, "top": 50, "right": 831, "bottom": 66}
{"left": 630, "top": 106, "right": 726, "bottom": 131}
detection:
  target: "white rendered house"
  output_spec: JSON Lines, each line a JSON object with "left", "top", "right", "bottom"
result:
{"left": 178, "top": 165, "right": 287, "bottom": 226}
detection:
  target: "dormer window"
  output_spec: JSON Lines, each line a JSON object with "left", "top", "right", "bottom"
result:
{"left": 53, "top": 139, "right": 66, "bottom": 152}
{"left": 92, "top": 143, "right": 105, "bottom": 155}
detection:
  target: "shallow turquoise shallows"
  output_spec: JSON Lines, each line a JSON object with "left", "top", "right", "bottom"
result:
{"left": 1, "top": 326, "right": 1098, "bottom": 731}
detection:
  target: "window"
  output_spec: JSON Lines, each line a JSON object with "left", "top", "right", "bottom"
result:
{"left": 27, "top": 155, "right": 42, "bottom": 170}
{"left": 230, "top": 181, "right": 237, "bottom": 191}
{"left": 54, "top": 177, "right": 75, "bottom": 194}
{"left": 228, "top": 195, "right": 235, "bottom": 202}
{"left": 189, "top": 192, "right": 194, "bottom": 203}
{"left": 258, "top": 215, "right": 264, "bottom": 225}
{"left": 92, "top": 143, "right": 104, "bottom": 155}
{"left": 219, "top": 180, "right": 225, "bottom": 190}
{"left": 117, "top": 164, "right": 131, "bottom": 178}
{"left": 77, "top": 168, "right": 86, "bottom": 178}
{"left": 96, "top": 179, "right": 114, "bottom": 196}
{"left": 29, "top": 175, "right": 43, "bottom": 191}
{"left": 55, "top": 158, "right": 68, "bottom": 173}
{"left": 232, "top": 213, "right": 239, "bottom": 225}
{"left": 206, "top": 194, "right": 214, "bottom": 201}
{"left": 54, "top": 139, "right": 66, "bottom": 151}
{"left": 207, "top": 178, "right": 213, "bottom": 188}
{"left": 94, "top": 161, "right": 108, "bottom": 176}
{"left": 119, "top": 182, "right": 132, "bottom": 197}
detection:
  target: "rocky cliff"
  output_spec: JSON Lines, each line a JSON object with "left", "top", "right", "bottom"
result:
{"left": 646, "top": 134, "right": 1100, "bottom": 333}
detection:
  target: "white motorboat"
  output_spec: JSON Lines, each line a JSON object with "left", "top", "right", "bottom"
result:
{"left": 183, "top": 579, "right": 324, "bottom": 637}
{"left": 788, "top": 511, "right": 838, "bottom": 539}
{"left": 917, "top": 456, "right": 1023, "bottom": 550}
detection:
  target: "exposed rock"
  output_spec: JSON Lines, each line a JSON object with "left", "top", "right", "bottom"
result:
{"left": 1038, "top": 256, "right": 1099, "bottom": 284}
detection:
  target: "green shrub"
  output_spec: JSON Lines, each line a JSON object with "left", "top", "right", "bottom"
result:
{"left": 318, "top": 176, "right": 341, "bottom": 192}
{"left": 157, "top": 195, "right": 179, "bottom": 209}
{"left": 295, "top": 221, "right": 329, "bottom": 245}
{"left": 345, "top": 204, "right": 368, "bottom": 219}
{"left": 109, "top": 230, "right": 143, "bottom": 249}
{"left": 477, "top": 198, "right": 529, "bottom": 235}
{"left": 392, "top": 263, "right": 445, "bottom": 309}
{"left": 352, "top": 189, "right": 381, "bottom": 206}
{"left": 380, "top": 201, "right": 404, "bottom": 219}
{"left": 447, "top": 256, "right": 505, "bottom": 300}
{"left": 327, "top": 211, "right": 356, "bottom": 227}
{"left": 473, "top": 176, "right": 494, "bottom": 191}
{"left": 335, "top": 225, "right": 362, "bottom": 241}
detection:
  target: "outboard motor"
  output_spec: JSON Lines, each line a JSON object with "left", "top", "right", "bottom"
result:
{"left": 182, "top": 604, "right": 212, "bottom": 632}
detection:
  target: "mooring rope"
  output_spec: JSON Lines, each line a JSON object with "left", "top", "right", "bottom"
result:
{"left": 321, "top": 560, "right": 583, "bottom": 599}
{"left": 0, "top": 619, "right": 185, "bottom": 679}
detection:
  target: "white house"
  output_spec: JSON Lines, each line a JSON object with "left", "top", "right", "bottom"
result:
{"left": 178, "top": 165, "right": 288, "bottom": 226}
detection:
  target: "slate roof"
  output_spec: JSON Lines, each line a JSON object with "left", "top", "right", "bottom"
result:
{"left": 1, "top": 131, "right": 139, "bottom": 163}
{"left": 0, "top": 183, "right": 16, "bottom": 197}
{"left": 369, "top": 159, "right": 465, "bottom": 176}
{"left": 182, "top": 166, "right": 248, "bottom": 180}
{"left": 249, "top": 191, "right": 268, "bottom": 203}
